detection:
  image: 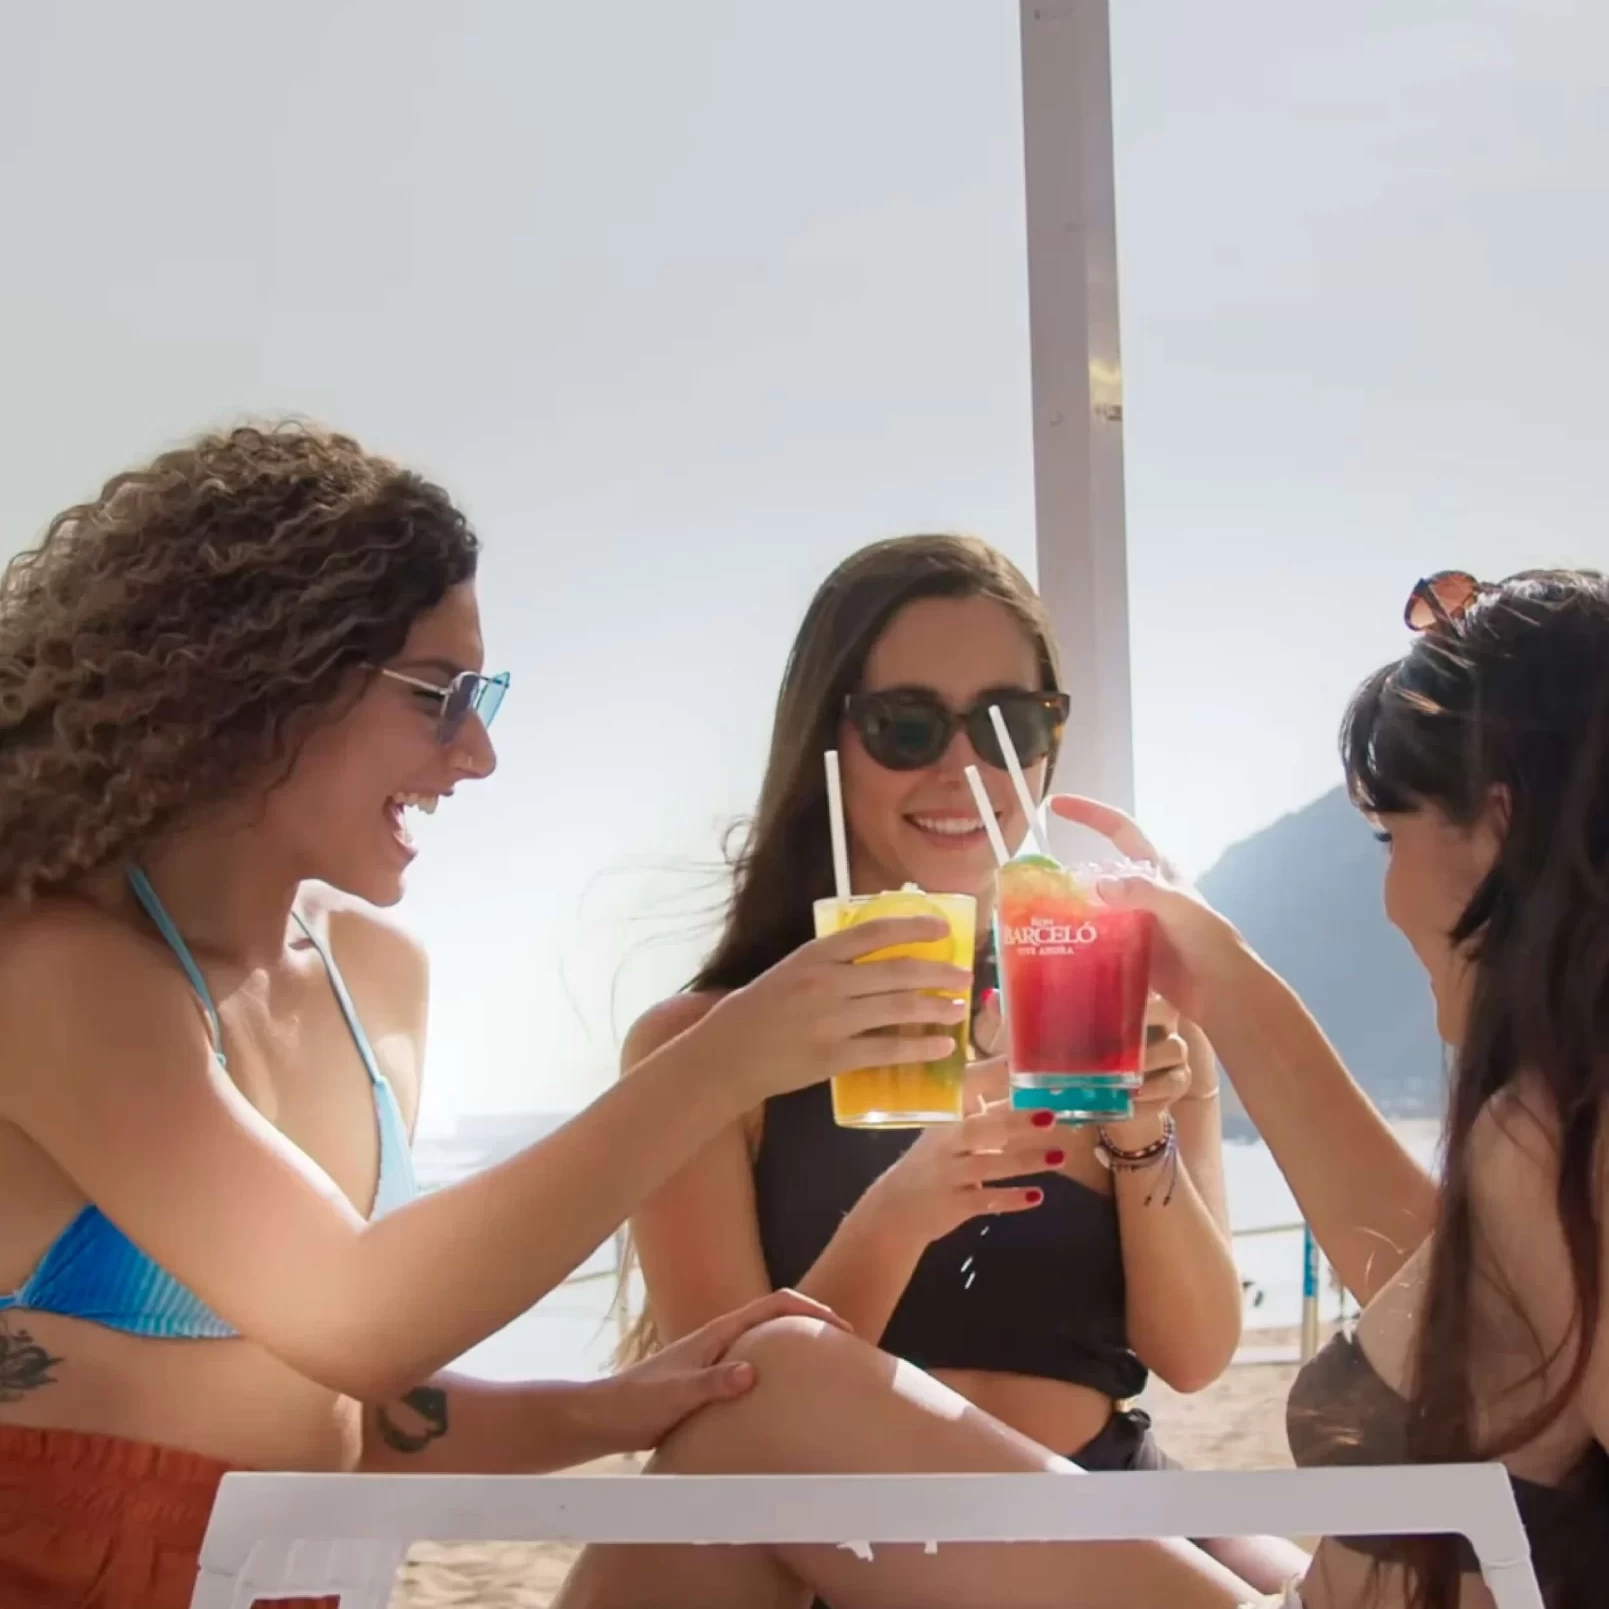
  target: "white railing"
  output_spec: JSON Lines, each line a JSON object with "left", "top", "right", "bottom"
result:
{"left": 190, "top": 1466, "right": 1544, "bottom": 1609}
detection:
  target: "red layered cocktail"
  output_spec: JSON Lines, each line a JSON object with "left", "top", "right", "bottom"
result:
{"left": 994, "top": 855, "right": 1154, "bottom": 1122}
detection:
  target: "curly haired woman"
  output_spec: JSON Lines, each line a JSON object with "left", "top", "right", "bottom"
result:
{"left": 0, "top": 421, "right": 1061, "bottom": 1608}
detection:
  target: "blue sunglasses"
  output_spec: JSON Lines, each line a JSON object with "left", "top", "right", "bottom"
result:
{"left": 377, "top": 667, "right": 510, "bottom": 745}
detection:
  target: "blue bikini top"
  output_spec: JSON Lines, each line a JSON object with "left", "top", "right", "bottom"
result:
{"left": 0, "top": 867, "right": 418, "bottom": 1340}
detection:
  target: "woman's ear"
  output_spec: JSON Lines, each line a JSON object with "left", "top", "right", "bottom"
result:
{"left": 1467, "top": 783, "right": 1511, "bottom": 877}
{"left": 1487, "top": 782, "right": 1512, "bottom": 835}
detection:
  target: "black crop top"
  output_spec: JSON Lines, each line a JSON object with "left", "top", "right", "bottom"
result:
{"left": 752, "top": 1077, "right": 1146, "bottom": 1402}
{"left": 1288, "top": 1329, "right": 1609, "bottom": 1606}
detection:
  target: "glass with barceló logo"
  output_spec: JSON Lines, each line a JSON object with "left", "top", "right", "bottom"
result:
{"left": 993, "top": 854, "right": 1156, "bottom": 1123}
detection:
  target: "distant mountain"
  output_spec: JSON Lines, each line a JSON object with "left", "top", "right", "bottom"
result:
{"left": 1196, "top": 787, "right": 1448, "bottom": 1141}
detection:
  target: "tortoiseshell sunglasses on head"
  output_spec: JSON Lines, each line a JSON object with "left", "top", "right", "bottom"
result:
{"left": 1403, "top": 570, "right": 1496, "bottom": 633}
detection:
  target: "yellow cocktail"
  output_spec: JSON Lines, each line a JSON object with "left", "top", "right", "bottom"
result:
{"left": 812, "top": 888, "right": 976, "bottom": 1128}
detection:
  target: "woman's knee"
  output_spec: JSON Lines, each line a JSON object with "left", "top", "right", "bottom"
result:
{"left": 650, "top": 1317, "right": 893, "bottom": 1473}
{"left": 723, "top": 1312, "right": 883, "bottom": 1379}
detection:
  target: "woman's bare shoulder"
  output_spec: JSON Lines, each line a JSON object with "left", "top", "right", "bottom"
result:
{"left": 623, "top": 991, "right": 764, "bottom": 1151}
{"left": 0, "top": 893, "right": 169, "bottom": 993}
{"left": 0, "top": 896, "right": 211, "bottom": 1118}
{"left": 622, "top": 990, "right": 728, "bottom": 1072}
{"left": 1467, "top": 1078, "right": 1562, "bottom": 1202}
{"left": 1464, "top": 1079, "right": 1578, "bottom": 1305}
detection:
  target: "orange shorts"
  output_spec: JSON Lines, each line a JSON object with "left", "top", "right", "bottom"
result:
{"left": 0, "top": 1423, "right": 337, "bottom": 1609}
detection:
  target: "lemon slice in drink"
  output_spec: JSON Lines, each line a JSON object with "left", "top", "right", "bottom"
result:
{"left": 843, "top": 888, "right": 953, "bottom": 963}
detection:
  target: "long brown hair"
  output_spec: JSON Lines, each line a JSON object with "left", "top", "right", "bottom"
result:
{"left": 615, "top": 534, "right": 1061, "bottom": 1362}
{"left": 1341, "top": 569, "right": 1609, "bottom": 1609}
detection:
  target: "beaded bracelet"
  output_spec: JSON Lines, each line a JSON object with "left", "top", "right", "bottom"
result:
{"left": 1094, "top": 1112, "right": 1179, "bottom": 1206}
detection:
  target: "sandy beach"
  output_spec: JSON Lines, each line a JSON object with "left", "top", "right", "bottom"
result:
{"left": 389, "top": 1330, "right": 1312, "bottom": 1607}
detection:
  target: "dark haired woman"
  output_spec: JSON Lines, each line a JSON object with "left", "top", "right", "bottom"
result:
{"left": 0, "top": 426, "right": 980, "bottom": 1606}
{"left": 564, "top": 568, "right": 1609, "bottom": 1609}
{"left": 1056, "top": 568, "right": 1609, "bottom": 1609}
{"left": 610, "top": 534, "right": 1301, "bottom": 1592}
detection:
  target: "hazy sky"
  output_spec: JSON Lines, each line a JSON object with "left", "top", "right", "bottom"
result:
{"left": 4, "top": 2, "right": 1605, "bottom": 1124}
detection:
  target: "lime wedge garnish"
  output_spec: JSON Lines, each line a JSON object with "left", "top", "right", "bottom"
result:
{"left": 1011, "top": 853, "right": 1062, "bottom": 871}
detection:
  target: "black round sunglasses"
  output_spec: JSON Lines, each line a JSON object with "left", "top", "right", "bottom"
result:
{"left": 844, "top": 687, "right": 1070, "bottom": 772}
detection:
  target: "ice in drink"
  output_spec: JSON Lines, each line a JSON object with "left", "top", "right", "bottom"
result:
{"left": 813, "top": 888, "right": 976, "bottom": 1128}
{"left": 993, "top": 856, "right": 1154, "bottom": 1123}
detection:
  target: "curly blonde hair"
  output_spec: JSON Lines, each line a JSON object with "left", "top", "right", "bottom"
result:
{"left": 0, "top": 421, "right": 480, "bottom": 899}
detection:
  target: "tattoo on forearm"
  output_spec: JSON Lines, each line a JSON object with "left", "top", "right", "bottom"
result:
{"left": 0, "top": 1317, "right": 63, "bottom": 1403}
{"left": 374, "top": 1385, "right": 450, "bottom": 1454}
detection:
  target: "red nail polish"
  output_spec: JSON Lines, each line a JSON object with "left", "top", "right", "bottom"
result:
{"left": 1045, "top": 1149, "right": 1066, "bottom": 1167}
{"left": 1025, "top": 1188, "right": 1044, "bottom": 1205}
{"left": 1031, "top": 1109, "right": 1055, "bottom": 1128}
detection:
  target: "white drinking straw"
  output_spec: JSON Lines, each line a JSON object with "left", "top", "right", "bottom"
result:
{"left": 823, "top": 749, "right": 853, "bottom": 900}
{"left": 987, "top": 703, "right": 1049, "bottom": 857}
{"left": 964, "top": 764, "right": 1012, "bottom": 868}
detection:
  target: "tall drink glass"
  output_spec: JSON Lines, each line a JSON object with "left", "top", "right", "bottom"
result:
{"left": 813, "top": 889, "right": 976, "bottom": 1128}
{"left": 994, "top": 856, "right": 1154, "bottom": 1123}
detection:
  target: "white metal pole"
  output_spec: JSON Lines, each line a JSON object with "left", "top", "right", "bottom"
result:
{"left": 1019, "top": 0, "right": 1135, "bottom": 814}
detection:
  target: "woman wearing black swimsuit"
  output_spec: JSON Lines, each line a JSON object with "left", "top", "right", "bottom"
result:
{"left": 612, "top": 534, "right": 1301, "bottom": 1594}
